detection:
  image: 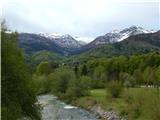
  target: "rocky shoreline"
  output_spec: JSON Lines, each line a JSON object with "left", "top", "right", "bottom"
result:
{"left": 90, "top": 105, "right": 126, "bottom": 120}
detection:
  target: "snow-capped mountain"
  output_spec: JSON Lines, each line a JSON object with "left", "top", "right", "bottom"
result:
{"left": 38, "top": 33, "right": 82, "bottom": 49}
{"left": 19, "top": 26, "right": 157, "bottom": 56}
{"left": 90, "top": 26, "right": 156, "bottom": 46}
{"left": 19, "top": 33, "right": 85, "bottom": 56}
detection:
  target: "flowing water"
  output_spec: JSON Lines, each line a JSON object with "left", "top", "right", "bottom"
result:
{"left": 37, "top": 94, "right": 97, "bottom": 120}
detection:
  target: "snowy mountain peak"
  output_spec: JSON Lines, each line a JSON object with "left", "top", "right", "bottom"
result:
{"left": 90, "top": 26, "right": 156, "bottom": 46}
{"left": 120, "top": 26, "right": 150, "bottom": 35}
{"left": 38, "top": 33, "right": 82, "bottom": 49}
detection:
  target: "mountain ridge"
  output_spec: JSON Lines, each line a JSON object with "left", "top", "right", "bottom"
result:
{"left": 18, "top": 26, "right": 159, "bottom": 56}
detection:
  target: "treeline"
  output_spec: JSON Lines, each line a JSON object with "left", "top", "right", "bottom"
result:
{"left": 82, "top": 52, "right": 160, "bottom": 88}
{"left": 33, "top": 52, "right": 160, "bottom": 102}
{"left": 1, "top": 25, "right": 40, "bottom": 119}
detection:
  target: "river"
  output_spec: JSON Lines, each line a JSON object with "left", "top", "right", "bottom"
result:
{"left": 37, "top": 94, "right": 98, "bottom": 120}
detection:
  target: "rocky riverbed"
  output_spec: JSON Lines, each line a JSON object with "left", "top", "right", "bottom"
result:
{"left": 37, "top": 94, "right": 125, "bottom": 120}
{"left": 90, "top": 105, "right": 126, "bottom": 120}
{"left": 37, "top": 94, "right": 97, "bottom": 120}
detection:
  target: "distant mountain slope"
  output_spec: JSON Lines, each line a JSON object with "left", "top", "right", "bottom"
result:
{"left": 90, "top": 26, "right": 155, "bottom": 45}
{"left": 18, "top": 27, "right": 158, "bottom": 57}
{"left": 38, "top": 33, "right": 82, "bottom": 48}
{"left": 19, "top": 33, "right": 82, "bottom": 55}
{"left": 80, "top": 31, "right": 160, "bottom": 57}
{"left": 72, "top": 26, "right": 155, "bottom": 54}
{"left": 31, "top": 50, "right": 63, "bottom": 66}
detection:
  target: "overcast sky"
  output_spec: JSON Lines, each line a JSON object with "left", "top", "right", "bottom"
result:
{"left": 1, "top": 0, "right": 160, "bottom": 42}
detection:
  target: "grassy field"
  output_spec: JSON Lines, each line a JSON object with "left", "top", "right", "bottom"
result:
{"left": 75, "top": 88, "right": 160, "bottom": 120}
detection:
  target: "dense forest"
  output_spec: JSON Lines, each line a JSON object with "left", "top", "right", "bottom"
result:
{"left": 33, "top": 52, "right": 160, "bottom": 95}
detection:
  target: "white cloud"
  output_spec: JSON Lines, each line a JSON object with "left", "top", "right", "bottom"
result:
{"left": 1, "top": 0, "right": 159, "bottom": 42}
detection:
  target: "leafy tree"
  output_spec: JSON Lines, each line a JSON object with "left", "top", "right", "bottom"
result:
{"left": 81, "top": 64, "right": 88, "bottom": 76}
{"left": 107, "top": 81, "right": 124, "bottom": 98}
{"left": 36, "top": 61, "right": 53, "bottom": 75}
{"left": 132, "top": 68, "right": 143, "bottom": 86}
{"left": 93, "top": 65, "right": 107, "bottom": 88}
{"left": 143, "top": 67, "right": 156, "bottom": 86}
{"left": 155, "top": 66, "right": 160, "bottom": 91}
{"left": 119, "top": 72, "right": 136, "bottom": 87}
{"left": 65, "top": 76, "right": 90, "bottom": 102}
{"left": 1, "top": 29, "right": 40, "bottom": 119}
{"left": 32, "top": 74, "right": 49, "bottom": 94}
{"left": 48, "top": 67, "right": 75, "bottom": 96}
{"left": 74, "top": 64, "right": 79, "bottom": 78}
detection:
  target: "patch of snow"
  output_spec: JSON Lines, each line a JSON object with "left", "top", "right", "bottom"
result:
{"left": 74, "top": 37, "right": 94, "bottom": 43}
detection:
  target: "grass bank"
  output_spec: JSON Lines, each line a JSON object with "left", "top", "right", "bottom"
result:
{"left": 74, "top": 88, "right": 160, "bottom": 120}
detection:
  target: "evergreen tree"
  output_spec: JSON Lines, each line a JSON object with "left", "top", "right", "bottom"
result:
{"left": 81, "top": 64, "right": 88, "bottom": 76}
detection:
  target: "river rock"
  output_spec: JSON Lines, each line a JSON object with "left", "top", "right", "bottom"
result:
{"left": 90, "top": 105, "right": 126, "bottom": 120}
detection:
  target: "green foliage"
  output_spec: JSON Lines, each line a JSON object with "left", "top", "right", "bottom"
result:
{"left": 77, "top": 52, "right": 160, "bottom": 88}
{"left": 143, "top": 67, "right": 156, "bottom": 86}
{"left": 32, "top": 74, "right": 49, "bottom": 94}
{"left": 36, "top": 61, "right": 53, "bottom": 75}
{"left": 107, "top": 81, "right": 124, "bottom": 98}
{"left": 155, "top": 66, "right": 160, "bottom": 88}
{"left": 1, "top": 31, "right": 40, "bottom": 119}
{"left": 34, "top": 66, "right": 91, "bottom": 102}
{"left": 119, "top": 72, "right": 136, "bottom": 87}
{"left": 31, "top": 50, "right": 62, "bottom": 66}
{"left": 65, "top": 77, "right": 90, "bottom": 102}
{"left": 92, "top": 65, "right": 107, "bottom": 88}
{"left": 125, "top": 89, "right": 160, "bottom": 120}
{"left": 51, "top": 67, "right": 75, "bottom": 94}
{"left": 81, "top": 64, "right": 88, "bottom": 76}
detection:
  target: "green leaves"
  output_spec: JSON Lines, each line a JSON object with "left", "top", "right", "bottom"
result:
{"left": 36, "top": 61, "right": 53, "bottom": 75}
{"left": 1, "top": 31, "right": 40, "bottom": 120}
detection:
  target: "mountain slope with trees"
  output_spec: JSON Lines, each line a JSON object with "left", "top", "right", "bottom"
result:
{"left": 80, "top": 31, "right": 160, "bottom": 57}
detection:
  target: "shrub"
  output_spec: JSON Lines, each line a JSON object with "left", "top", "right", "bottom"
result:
{"left": 107, "top": 81, "right": 124, "bottom": 98}
{"left": 48, "top": 67, "right": 76, "bottom": 96}
{"left": 127, "top": 91, "right": 144, "bottom": 119}
{"left": 126, "top": 89, "right": 160, "bottom": 120}
{"left": 65, "top": 77, "right": 91, "bottom": 102}
{"left": 32, "top": 74, "right": 49, "bottom": 94}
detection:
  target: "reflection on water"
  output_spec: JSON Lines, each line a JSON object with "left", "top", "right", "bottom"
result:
{"left": 37, "top": 94, "right": 97, "bottom": 120}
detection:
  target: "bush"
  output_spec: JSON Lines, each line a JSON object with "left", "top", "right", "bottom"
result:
{"left": 126, "top": 89, "right": 160, "bottom": 120}
{"left": 150, "top": 96, "right": 160, "bottom": 120}
{"left": 127, "top": 91, "right": 145, "bottom": 119}
{"left": 65, "top": 76, "right": 91, "bottom": 102}
{"left": 32, "top": 74, "right": 49, "bottom": 94}
{"left": 48, "top": 67, "right": 76, "bottom": 96}
{"left": 107, "top": 81, "right": 124, "bottom": 98}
